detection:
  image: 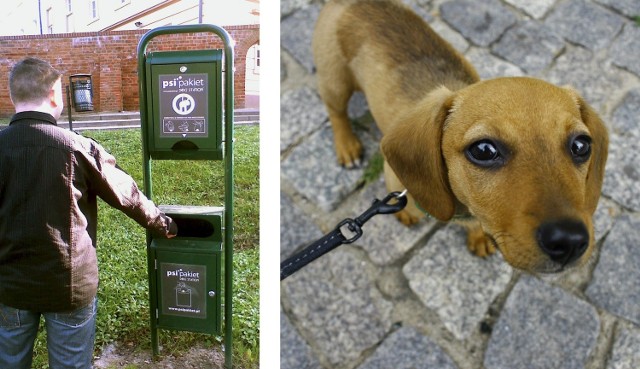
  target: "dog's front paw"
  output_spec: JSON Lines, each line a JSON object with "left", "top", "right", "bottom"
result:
{"left": 466, "top": 226, "right": 496, "bottom": 257}
{"left": 394, "top": 209, "right": 421, "bottom": 226}
{"left": 334, "top": 132, "right": 363, "bottom": 168}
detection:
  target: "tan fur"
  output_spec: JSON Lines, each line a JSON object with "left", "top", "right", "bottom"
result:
{"left": 312, "top": 0, "right": 609, "bottom": 273}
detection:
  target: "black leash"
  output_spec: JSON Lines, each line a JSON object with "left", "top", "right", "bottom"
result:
{"left": 280, "top": 191, "right": 408, "bottom": 280}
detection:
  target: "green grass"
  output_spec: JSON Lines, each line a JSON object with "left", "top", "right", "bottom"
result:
{"left": 29, "top": 126, "right": 259, "bottom": 368}
{"left": 363, "top": 150, "right": 384, "bottom": 184}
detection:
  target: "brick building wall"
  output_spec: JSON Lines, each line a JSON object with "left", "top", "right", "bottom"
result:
{"left": 0, "top": 25, "right": 259, "bottom": 117}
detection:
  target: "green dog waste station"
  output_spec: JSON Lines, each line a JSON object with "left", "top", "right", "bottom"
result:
{"left": 137, "top": 24, "right": 235, "bottom": 368}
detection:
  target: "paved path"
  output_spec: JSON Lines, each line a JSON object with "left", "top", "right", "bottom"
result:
{"left": 280, "top": 1, "right": 640, "bottom": 368}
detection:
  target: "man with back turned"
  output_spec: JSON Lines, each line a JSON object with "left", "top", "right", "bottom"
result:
{"left": 0, "top": 57, "right": 177, "bottom": 368}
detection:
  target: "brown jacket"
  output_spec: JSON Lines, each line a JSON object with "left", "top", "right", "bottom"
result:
{"left": 0, "top": 111, "right": 173, "bottom": 312}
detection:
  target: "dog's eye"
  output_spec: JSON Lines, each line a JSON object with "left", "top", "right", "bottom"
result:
{"left": 570, "top": 135, "right": 591, "bottom": 163}
{"left": 466, "top": 140, "right": 504, "bottom": 168}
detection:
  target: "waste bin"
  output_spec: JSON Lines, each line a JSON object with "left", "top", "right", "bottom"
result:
{"left": 69, "top": 74, "right": 94, "bottom": 112}
{"left": 148, "top": 205, "right": 223, "bottom": 334}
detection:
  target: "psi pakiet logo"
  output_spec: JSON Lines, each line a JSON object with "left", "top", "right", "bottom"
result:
{"left": 161, "top": 75, "right": 205, "bottom": 90}
{"left": 166, "top": 268, "right": 201, "bottom": 281}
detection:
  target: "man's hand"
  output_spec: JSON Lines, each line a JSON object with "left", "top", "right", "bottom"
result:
{"left": 167, "top": 219, "right": 179, "bottom": 238}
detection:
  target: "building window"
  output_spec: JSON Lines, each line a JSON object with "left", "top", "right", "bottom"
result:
{"left": 90, "top": 0, "right": 99, "bottom": 20}
{"left": 116, "top": 0, "right": 131, "bottom": 9}
{"left": 248, "top": 45, "right": 260, "bottom": 74}
{"left": 46, "top": 7, "right": 53, "bottom": 34}
{"left": 65, "top": 0, "right": 73, "bottom": 32}
{"left": 256, "top": 48, "right": 260, "bottom": 68}
{"left": 66, "top": 13, "right": 73, "bottom": 32}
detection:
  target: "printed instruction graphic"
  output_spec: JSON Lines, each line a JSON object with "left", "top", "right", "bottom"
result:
{"left": 175, "top": 282, "right": 193, "bottom": 307}
{"left": 160, "top": 262, "right": 207, "bottom": 319}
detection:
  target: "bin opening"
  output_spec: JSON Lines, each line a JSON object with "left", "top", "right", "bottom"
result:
{"left": 172, "top": 141, "right": 199, "bottom": 151}
{"left": 173, "top": 217, "right": 215, "bottom": 238}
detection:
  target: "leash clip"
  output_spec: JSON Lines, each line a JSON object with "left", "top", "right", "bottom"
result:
{"left": 354, "top": 191, "right": 408, "bottom": 225}
{"left": 337, "top": 191, "right": 408, "bottom": 243}
{"left": 337, "top": 219, "right": 362, "bottom": 244}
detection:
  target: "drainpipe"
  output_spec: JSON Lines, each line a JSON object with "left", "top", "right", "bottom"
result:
{"left": 38, "top": 0, "right": 43, "bottom": 34}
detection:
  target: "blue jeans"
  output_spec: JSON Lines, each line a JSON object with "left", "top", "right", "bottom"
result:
{"left": 0, "top": 298, "right": 97, "bottom": 369}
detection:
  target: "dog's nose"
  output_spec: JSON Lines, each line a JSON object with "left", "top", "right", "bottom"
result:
{"left": 536, "top": 220, "right": 589, "bottom": 266}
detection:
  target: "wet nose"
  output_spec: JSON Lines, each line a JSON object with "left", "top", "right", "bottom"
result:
{"left": 536, "top": 219, "right": 589, "bottom": 266}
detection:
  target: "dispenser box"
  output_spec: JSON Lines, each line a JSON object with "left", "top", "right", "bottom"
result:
{"left": 145, "top": 50, "right": 223, "bottom": 160}
{"left": 149, "top": 205, "right": 224, "bottom": 334}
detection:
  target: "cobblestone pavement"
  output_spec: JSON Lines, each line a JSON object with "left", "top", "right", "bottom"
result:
{"left": 279, "top": 0, "right": 640, "bottom": 368}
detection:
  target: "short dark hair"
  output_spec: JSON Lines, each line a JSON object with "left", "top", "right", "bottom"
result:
{"left": 9, "top": 57, "right": 62, "bottom": 104}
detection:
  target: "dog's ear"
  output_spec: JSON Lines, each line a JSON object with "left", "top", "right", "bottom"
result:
{"left": 565, "top": 88, "right": 609, "bottom": 213}
{"left": 381, "top": 86, "right": 457, "bottom": 221}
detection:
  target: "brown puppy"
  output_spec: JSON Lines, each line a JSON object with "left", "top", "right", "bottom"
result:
{"left": 312, "top": 0, "right": 608, "bottom": 273}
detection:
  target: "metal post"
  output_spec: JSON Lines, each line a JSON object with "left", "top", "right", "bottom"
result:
{"left": 65, "top": 85, "right": 73, "bottom": 131}
{"left": 222, "top": 37, "right": 235, "bottom": 369}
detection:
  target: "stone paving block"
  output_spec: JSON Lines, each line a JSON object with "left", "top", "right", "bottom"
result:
{"left": 403, "top": 224, "right": 512, "bottom": 340}
{"left": 440, "top": 0, "right": 517, "bottom": 47}
{"left": 606, "top": 326, "right": 640, "bottom": 369}
{"left": 281, "top": 86, "right": 327, "bottom": 152}
{"left": 595, "top": 0, "right": 640, "bottom": 18}
{"left": 281, "top": 0, "right": 314, "bottom": 18}
{"left": 602, "top": 135, "right": 640, "bottom": 212}
{"left": 610, "top": 24, "right": 640, "bottom": 78}
{"left": 593, "top": 198, "right": 620, "bottom": 243}
{"left": 282, "top": 247, "right": 393, "bottom": 366}
{"left": 545, "top": 0, "right": 625, "bottom": 51}
{"left": 352, "top": 179, "right": 437, "bottom": 266}
{"left": 281, "top": 57, "right": 287, "bottom": 82}
{"left": 347, "top": 92, "right": 370, "bottom": 120}
{"left": 406, "top": 1, "right": 434, "bottom": 23}
{"left": 504, "top": 0, "right": 555, "bottom": 19}
{"left": 611, "top": 88, "right": 640, "bottom": 137}
{"left": 376, "top": 266, "right": 412, "bottom": 300}
{"left": 546, "top": 47, "right": 622, "bottom": 112}
{"left": 280, "top": 192, "right": 324, "bottom": 261}
{"left": 429, "top": 19, "right": 470, "bottom": 53}
{"left": 357, "top": 327, "right": 459, "bottom": 369}
{"left": 281, "top": 125, "right": 379, "bottom": 212}
{"left": 586, "top": 214, "right": 640, "bottom": 325}
{"left": 281, "top": 3, "right": 321, "bottom": 73}
{"left": 281, "top": 311, "right": 323, "bottom": 369}
{"left": 465, "top": 48, "right": 524, "bottom": 79}
{"left": 491, "top": 21, "right": 564, "bottom": 74}
{"left": 484, "top": 275, "right": 600, "bottom": 369}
